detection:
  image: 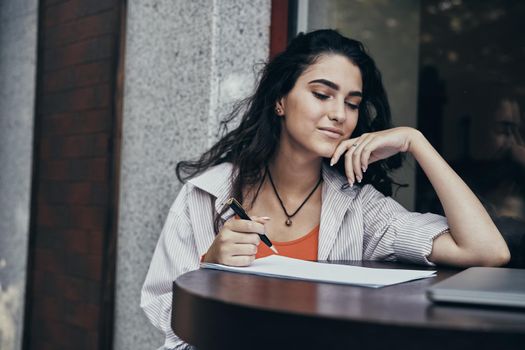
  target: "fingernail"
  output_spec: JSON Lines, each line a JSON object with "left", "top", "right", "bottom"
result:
{"left": 261, "top": 216, "right": 271, "bottom": 221}
{"left": 348, "top": 179, "right": 354, "bottom": 187}
{"left": 362, "top": 166, "right": 367, "bottom": 173}
{"left": 330, "top": 160, "right": 334, "bottom": 166}
{"left": 357, "top": 176, "right": 362, "bottom": 183}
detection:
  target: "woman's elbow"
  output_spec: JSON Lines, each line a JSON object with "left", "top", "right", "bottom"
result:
{"left": 478, "top": 246, "right": 511, "bottom": 267}
{"left": 469, "top": 227, "right": 512, "bottom": 267}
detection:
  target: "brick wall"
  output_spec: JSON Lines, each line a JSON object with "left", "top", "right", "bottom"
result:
{"left": 25, "top": 0, "right": 124, "bottom": 349}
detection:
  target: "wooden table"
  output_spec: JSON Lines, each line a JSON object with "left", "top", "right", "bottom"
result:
{"left": 172, "top": 261, "right": 525, "bottom": 349}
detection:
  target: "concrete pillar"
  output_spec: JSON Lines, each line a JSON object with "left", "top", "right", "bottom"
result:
{"left": 0, "top": 1, "right": 39, "bottom": 349}
{"left": 115, "top": 1, "right": 271, "bottom": 349}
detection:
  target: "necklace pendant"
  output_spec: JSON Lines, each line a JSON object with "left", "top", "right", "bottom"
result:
{"left": 285, "top": 218, "right": 292, "bottom": 226}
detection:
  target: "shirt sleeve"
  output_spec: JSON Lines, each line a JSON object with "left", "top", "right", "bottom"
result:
{"left": 140, "top": 184, "right": 199, "bottom": 350}
{"left": 360, "top": 184, "right": 449, "bottom": 265}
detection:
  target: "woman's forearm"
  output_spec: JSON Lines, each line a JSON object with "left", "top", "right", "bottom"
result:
{"left": 408, "top": 129, "right": 510, "bottom": 266}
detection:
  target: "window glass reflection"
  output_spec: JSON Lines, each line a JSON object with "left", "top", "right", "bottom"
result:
{"left": 417, "top": 0, "right": 525, "bottom": 224}
{"left": 304, "top": 0, "right": 525, "bottom": 222}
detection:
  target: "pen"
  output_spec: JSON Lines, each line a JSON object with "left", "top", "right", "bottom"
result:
{"left": 225, "top": 197, "right": 279, "bottom": 254}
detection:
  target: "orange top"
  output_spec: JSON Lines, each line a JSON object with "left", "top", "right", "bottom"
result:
{"left": 256, "top": 225, "right": 319, "bottom": 261}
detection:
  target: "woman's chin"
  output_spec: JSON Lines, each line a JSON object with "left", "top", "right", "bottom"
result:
{"left": 315, "top": 145, "right": 337, "bottom": 159}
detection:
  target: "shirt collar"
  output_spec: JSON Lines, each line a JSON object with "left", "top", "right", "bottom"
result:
{"left": 187, "top": 162, "right": 359, "bottom": 222}
{"left": 321, "top": 162, "right": 358, "bottom": 196}
{"left": 188, "top": 162, "right": 236, "bottom": 219}
{"left": 318, "top": 162, "right": 359, "bottom": 259}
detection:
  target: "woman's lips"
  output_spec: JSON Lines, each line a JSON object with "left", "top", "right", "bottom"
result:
{"left": 318, "top": 127, "right": 343, "bottom": 139}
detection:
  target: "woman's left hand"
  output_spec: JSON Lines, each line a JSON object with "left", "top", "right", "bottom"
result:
{"left": 330, "top": 126, "right": 421, "bottom": 186}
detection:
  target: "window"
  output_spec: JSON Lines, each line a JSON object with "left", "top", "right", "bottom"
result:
{"left": 292, "top": 0, "right": 524, "bottom": 223}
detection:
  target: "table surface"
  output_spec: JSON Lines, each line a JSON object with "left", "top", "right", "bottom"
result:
{"left": 173, "top": 261, "right": 525, "bottom": 349}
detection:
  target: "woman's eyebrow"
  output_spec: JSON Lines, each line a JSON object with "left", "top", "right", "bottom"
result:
{"left": 308, "top": 79, "right": 362, "bottom": 97}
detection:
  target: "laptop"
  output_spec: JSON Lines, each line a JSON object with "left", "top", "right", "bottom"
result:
{"left": 426, "top": 267, "right": 525, "bottom": 308}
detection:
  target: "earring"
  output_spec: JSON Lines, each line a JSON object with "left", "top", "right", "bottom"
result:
{"left": 275, "top": 107, "right": 283, "bottom": 115}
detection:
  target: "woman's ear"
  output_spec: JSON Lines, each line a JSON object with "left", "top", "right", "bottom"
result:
{"left": 275, "top": 99, "right": 285, "bottom": 116}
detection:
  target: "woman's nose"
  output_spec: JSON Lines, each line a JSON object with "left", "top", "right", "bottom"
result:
{"left": 329, "top": 100, "right": 346, "bottom": 123}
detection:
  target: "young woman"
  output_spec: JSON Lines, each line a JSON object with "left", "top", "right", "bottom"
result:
{"left": 141, "top": 30, "right": 510, "bottom": 350}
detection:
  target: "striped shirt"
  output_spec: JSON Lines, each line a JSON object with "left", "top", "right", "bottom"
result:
{"left": 140, "top": 162, "right": 449, "bottom": 349}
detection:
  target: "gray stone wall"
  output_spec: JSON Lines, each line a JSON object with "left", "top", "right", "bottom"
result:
{"left": 0, "top": 0, "right": 39, "bottom": 349}
{"left": 114, "top": 1, "right": 271, "bottom": 349}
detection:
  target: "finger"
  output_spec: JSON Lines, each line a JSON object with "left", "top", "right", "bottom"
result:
{"left": 331, "top": 138, "right": 358, "bottom": 166}
{"left": 225, "top": 255, "right": 256, "bottom": 267}
{"left": 360, "top": 136, "right": 377, "bottom": 173}
{"left": 232, "top": 243, "right": 258, "bottom": 256}
{"left": 229, "top": 219, "right": 266, "bottom": 235}
{"left": 230, "top": 231, "right": 261, "bottom": 245}
{"left": 343, "top": 142, "right": 358, "bottom": 186}
{"left": 224, "top": 215, "right": 269, "bottom": 229}
{"left": 351, "top": 134, "right": 372, "bottom": 183}
{"left": 251, "top": 216, "right": 271, "bottom": 224}
{"left": 351, "top": 144, "right": 363, "bottom": 183}
{"left": 341, "top": 136, "right": 366, "bottom": 185}
{"left": 215, "top": 236, "right": 257, "bottom": 257}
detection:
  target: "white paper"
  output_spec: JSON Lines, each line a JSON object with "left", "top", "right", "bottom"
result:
{"left": 200, "top": 255, "right": 436, "bottom": 288}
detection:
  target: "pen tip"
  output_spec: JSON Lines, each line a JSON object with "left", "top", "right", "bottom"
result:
{"left": 270, "top": 246, "right": 279, "bottom": 254}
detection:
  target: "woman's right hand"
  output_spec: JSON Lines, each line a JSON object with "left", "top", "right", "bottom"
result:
{"left": 202, "top": 216, "right": 269, "bottom": 266}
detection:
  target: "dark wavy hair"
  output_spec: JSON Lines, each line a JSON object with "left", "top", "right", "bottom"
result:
{"left": 177, "top": 29, "right": 402, "bottom": 228}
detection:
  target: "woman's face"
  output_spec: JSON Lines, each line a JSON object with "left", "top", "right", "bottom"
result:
{"left": 277, "top": 54, "right": 363, "bottom": 159}
{"left": 489, "top": 98, "right": 521, "bottom": 151}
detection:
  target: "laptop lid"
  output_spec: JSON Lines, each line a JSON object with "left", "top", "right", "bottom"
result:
{"left": 426, "top": 267, "right": 525, "bottom": 308}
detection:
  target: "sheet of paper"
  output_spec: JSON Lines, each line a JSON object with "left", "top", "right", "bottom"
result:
{"left": 201, "top": 255, "right": 436, "bottom": 288}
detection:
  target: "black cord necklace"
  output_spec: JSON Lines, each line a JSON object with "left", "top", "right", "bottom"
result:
{"left": 266, "top": 166, "right": 323, "bottom": 226}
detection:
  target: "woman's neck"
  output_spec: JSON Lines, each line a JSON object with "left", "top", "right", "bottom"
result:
{"left": 269, "top": 150, "right": 323, "bottom": 197}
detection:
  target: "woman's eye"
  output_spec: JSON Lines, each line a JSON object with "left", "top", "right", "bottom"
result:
{"left": 313, "top": 91, "right": 359, "bottom": 110}
{"left": 313, "top": 92, "right": 329, "bottom": 100}
{"left": 345, "top": 102, "right": 359, "bottom": 110}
